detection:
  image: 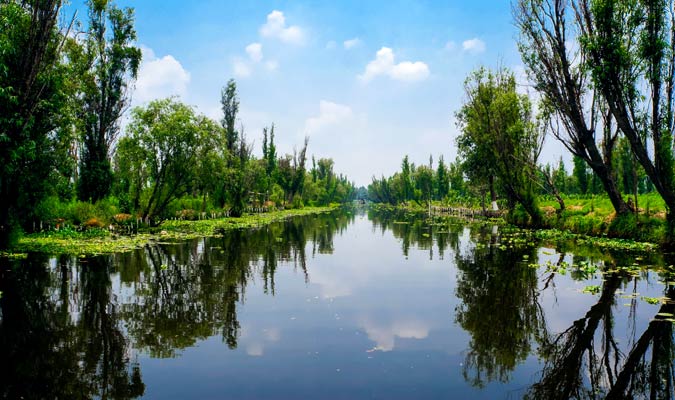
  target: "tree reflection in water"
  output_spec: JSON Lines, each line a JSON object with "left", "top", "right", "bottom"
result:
{"left": 0, "top": 211, "right": 353, "bottom": 398}
{"left": 454, "top": 224, "right": 546, "bottom": 388}
{"left": 526, "top": 274, "right": 675, "bottom": 400}
{"left": 3, "top": 208, "right": 675, "bottom": 399}
{"left": 0, "top": 254, "right": 144, "bottom": 399}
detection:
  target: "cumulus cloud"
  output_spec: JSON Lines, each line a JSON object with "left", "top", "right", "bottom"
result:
{"left": 343, "top": 37, "right": 361, "bottom": 50}
{"left": 304, "top": 101, "right": 354, "bottom": 135}
{"left": 134, "top": 46, "right": 190, "bottom": 103}
{"left": 246, "top": 42, "right": 263, "bottom": 62}
{"left": 260, "top": 10, "right": 304, "bottom": 45}
{"left": 358, "top": 47, "right": 430, "bottom": 83}
{"left": 462, "top": 38, "right": 486, "bottom": 54}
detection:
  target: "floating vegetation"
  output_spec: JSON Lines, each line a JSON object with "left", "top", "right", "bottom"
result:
{"left": 641, "top": 296, "right": 661, "bottom": 305}
{"left": 582, "top": 285, "right": 601, "bottom": 295}
{"left": 12, "top": 207, "right": 337, "bottom": 256}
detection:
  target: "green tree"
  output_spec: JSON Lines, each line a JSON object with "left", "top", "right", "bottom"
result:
{"left": 573, "top": 155, "right": 588, "bottom": 195}
{"left": 220, "top": 78, "right": 239, "bottom": 153}
{"left": 436, "top": 155, "right": 450, "bottom": 201}
{"left": 579, "top": 0, "right": 675, "bottom": 229}
{"left": 228, "top": 126, "right": 253, "bottom": 217}
{"left": 415, "top": 165, "right": 434, "bottom": 207}
{"left": 116, "top": 98, "right": 202, "bottom": 222}
{"left": 514, "top": 0, "right": 630, "bottom": 215}
{"left": 77, "top": 0, "right": 141, "bottom": 202}
{"left": 455, "top": 67, "right": 544, "bottom": 225}
{"left": 400, "top": 156, "right": 413, "bottom": 202}
{"left": 0, "top": 0, "right": 76, "bottom": 246}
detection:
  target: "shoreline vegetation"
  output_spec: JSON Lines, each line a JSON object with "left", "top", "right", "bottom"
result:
{"left": 369, "top": 198, "right": 662, "bottom": 253}
{"left": 4, "top": 206, "right": 338, "bottom": 257}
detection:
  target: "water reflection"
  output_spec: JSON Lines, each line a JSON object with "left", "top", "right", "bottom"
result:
{"left": 2, "top": 208, "right": 675, "bottom": 399}
{"left": 454, "top": 224, "right": 545, "bottom": 388}
{"left": 526, "top": 274, "right": 675, "bottom": 400}
{"left": 0, "top": 254, "right": 144, "bottom": 399}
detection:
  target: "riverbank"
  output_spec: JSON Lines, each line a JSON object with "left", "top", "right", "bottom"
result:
{"left": 369, "top": 200, "right": 661, "bottom": 252}
{"left": 4, "top": 206, "right": 339, "bottom": 257}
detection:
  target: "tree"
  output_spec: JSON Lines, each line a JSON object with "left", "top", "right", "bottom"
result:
{"left": 514, "top": 0, "right": 630, "bottom": 216}
{"left": 220, "top": 78, "right": 239, "bottom": 153}
{"left": 456, "top": 67, "right": 544, "bottom": 225}
{"left": 228, "top": 126, "right": 253, "bottom": 217}
{"left": 0, "top": 0, "right": 76, "bottom": 246}
{"left": 400, "top": 156, "right": 413, "bottom": 202}
{"left": 415, "top": 165, "right": 434, "bottom": 207}
{"left": 573, "top": 155, "right": 589, "bottom": 195}
{"left": 116, "top": 98, "right": 202, "bottom": 222}
{"left": 578, "top": 0, "right": 675, "bottom": 231}
{"left": 77, "top": 0, "right": 141, "bottom": 202}
{"left": 436, "top": 155, "right": 450, "bottom": 201}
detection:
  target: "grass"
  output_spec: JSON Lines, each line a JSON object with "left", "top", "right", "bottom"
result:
{"left": 10, "top": 206, "right": 337, "bottom": 256}
{"left": 537, "top": 193, "right": 668, "bottom": 243}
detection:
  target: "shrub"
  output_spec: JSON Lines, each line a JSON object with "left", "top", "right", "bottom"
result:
{"left": 83, "top": 218, "right": 104, "bottom": 228}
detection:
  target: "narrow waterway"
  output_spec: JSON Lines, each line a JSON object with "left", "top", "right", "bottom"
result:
{"left": 1, "top": 208, "right": 673, "bottom": 399}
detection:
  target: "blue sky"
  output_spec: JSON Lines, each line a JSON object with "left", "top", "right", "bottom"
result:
{"left": 64, "top": 0, "right": 565, "bottom": 186}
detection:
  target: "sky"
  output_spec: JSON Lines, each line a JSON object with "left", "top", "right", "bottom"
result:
{"left": 63, "top": 0, "right": 566, "bottom": 186}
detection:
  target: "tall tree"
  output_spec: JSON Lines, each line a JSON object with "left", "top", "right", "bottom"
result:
{"left": 77, "top": 0, "right": 141, "bottom": 202}
{"left": 0, "top": 0, "right": 75, "bottom": 245}
{"left": 514, "top": 0, "right": 630, "bottom": 216}
{"left": 436, "top": 155, "right": 450, "bottom": 200}
{"left": 578, "top": 0, "right": 675, "bottom": 232}
{"left": 401, "top": 156, "right": 413, "bottom": 202}
{"left": 220, "top": 78, "right": 239, "bottom": 153}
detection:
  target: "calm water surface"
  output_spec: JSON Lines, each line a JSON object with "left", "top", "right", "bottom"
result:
{"left": 1, "top": 208, "right": 674, "bottom": 399}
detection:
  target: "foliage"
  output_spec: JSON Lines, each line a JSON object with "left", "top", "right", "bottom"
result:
{"left": 116, "top": 98, "right": 204, "bottom": 222}
{"left": 77, "top": 0, "right": 141, "bottom": 202}
{"left": 455, "top": 66, "right": 544, "bottom": 225}
{"left": 0, "top": 0, "right": 76, "bottom": 246}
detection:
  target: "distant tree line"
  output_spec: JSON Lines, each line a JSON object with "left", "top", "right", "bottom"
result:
{"left": 0, "top": 0, "right": 354, "bottom": 247}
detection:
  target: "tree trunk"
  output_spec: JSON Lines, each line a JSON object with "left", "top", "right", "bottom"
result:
{"left": 489, "top": 175, "right": 497, "bottom": 211}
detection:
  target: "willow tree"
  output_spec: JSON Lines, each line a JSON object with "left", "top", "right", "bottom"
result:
{"left": 514, "top": 0, "right": 631, "bottom": 216}
{"left": 116, "top": 99, "right": 203, "bottom": 222}
{"left": 456, "top": 67, "right": 545, "bottom": 226}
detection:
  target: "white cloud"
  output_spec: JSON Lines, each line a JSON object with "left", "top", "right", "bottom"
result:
{"left": 259, "top": 10, "right": 304, "bottom": 45}
{"left": 134, "top": 46, "right": 190, "bottom": 103}
{"left": 343, "top": 37, "right": 361, "bottom": 50}
{"left": 232, "top": 58, "right": 252, "bottom": 78}
{"left": 358, "top": 47, "right": 430, "bottom": 83}
{"left": 360, "top": 317, "right": 430, "bottom": 352}
{"left": 246, "top": 42, "right": 263, "bottom": 62}
{"left": 462, "top": 38, "right": 486, "bottom": 54}
{"left": 304, "top": 100, "right": 354, "bottom": 135}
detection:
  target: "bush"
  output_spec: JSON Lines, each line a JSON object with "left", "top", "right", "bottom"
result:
{"left": 70, "top": 201, "right": 98, "bottom": 225}
{"left": 34, "top": 196, "right": 69, "bottom": 223}
{"left": 291, "top": 194, "right": 304, "bottom": 209}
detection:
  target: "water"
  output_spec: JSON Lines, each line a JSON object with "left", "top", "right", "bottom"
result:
{"left": 1, "top": 208, "right": 674, "bottom": 399}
